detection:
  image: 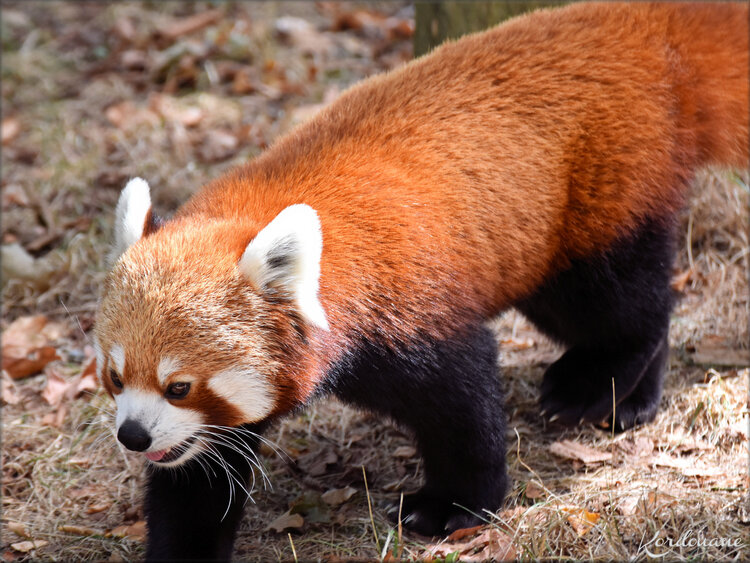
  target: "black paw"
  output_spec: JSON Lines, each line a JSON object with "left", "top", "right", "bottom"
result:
{"left": 387, "top": 492, "right": 482, "bottom": 537}
{"left": 539, "top": 347, "right": 615, "bottom": 426}
{"left": 540, "top": 339, "right": 668, "bottom": 430}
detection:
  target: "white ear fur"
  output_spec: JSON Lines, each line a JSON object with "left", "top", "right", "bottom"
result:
{"left": 239, "top": 204, "right": 329, "bottom": 331}
{"left": 109, "top": 178, "right": 152, "bottom": 265}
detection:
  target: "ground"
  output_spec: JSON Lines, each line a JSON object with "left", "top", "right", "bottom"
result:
{"left": 1, "top": 2, "right": 748, "bottom": 561}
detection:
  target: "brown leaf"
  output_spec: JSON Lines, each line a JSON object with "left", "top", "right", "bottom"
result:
{"left": 392, "top": 445, "right": 417, "bottom": 459}
{"left": 524, "top": 480, "right": 545, "bottom": 500}
{"left": 59, "top": 525, "right": 101, "bottom": 537}
{"left": 157, "top": 9, "right": 223, "bottom": 40}
{"left": 6, "top": 521, "right": 29, "bottom": 538}
{"left": 2, "top": 370, "right": 21, "bottom": 405}
{"left": 197, "top": 130, "right": 238, "bottom": 162}
{"left": 86, "top": 502, "right": 112, "bottom": 514}
{"left": 2, "top": 184, "right": 30, "bottom": 209}
{"left": 41, "top": 403, "right": 67, "bottom": 428}
{"left": 41, "top": 370, "right": 69, "bottom": 407}
{"left": 446, "top": 524, "right": 483, "bottom": 542}
{"left": 10, "top": 540, "right": 48, "bottom": 553}
{"left": 670, "top": 268, "right": 693, "bottom": 292}
{"left": 150, "top": 94, "right": 204, "bottom": 127}
{"left": 501, "top": 336, "right": 535, "bottom": 350}
{"left": 231, "top": 68, "right": 257, "bottom": 95}
{"left": 3, "top": 346, "right": 60, "bottom": 380}
{"left": 265, "top": 511, "right": 304, "bottom": 533}
{"left": 2, "top": 117, "right": 21, "bottom": 145}
{"left": 430, "top": 528, "right": 514, "bottom": 561}
{"left": 109, "top": 521, "right": 147, "bottom": 541}
{"left": 113, "top": 17, "right": 136, "bottom": 42}
{"left": 321, "top": 486, "right": 357, "bottom": 506}
{"left": 549, "top": 440, "right": 612, "bottom": 464}
{"left": 105, "top": 101, "right": 159, "bottom": 130}
{"left": 562, "top": 507, "right": 600, "bottom": 536}
{"left": 275, "top": 16, "right": 333, "bottom": 56}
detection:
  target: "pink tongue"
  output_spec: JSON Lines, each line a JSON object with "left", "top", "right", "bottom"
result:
{"left": 145, "top": 449, "right": 168, "bottom": 462}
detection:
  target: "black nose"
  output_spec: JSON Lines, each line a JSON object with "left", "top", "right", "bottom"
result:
{"left": 117, "top": 419, "right": 152, "bottom": 452}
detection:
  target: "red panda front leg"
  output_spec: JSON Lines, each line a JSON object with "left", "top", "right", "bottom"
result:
{"left": 331, "top": 325, "right": 508, "bottom": 536}
{"left": 142, "top": 423, "right": 266, "bottom": 561}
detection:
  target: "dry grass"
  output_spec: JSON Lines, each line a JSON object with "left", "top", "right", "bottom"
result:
{"left": 2, "top": 2, "right": 748, "bottom": 562}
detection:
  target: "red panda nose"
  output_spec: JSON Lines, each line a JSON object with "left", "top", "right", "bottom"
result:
{"left": 117, "top": 419, "right": 152, "bottom": 452}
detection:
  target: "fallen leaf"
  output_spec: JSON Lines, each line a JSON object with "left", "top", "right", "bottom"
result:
{"left": 59, "top": 525, "right": 101, "bottom": 537}
{"left": 10, "top": 540, "right": 48, "bottom": 553}
{"left": 231, "top": 68, "right": 257, "bottom": 95}
{"left": 86, "top": 502, "right": 112, "bottom": 514}
{"left": 2, "top": 315, "right": 66, "bottom": 374}
{"left": 2, "top": 184, "right": 30, "bottom": 209}
{"left": 321, "top": 486, "right": 357, "bottom": 506}
{"left": 105, "top": 101, "right": 159, "bottom": 130}
{"left": 289, "top": 492, "right": 331, "bottom": 523}
{"left": 265, "top": 511, "right": 304, "bottom": 533}
{"left": 6, "top": 521, "right": 29, "bottom": 538}
{"left": 2, "top": 117, "right": 21, "bottom": 145}
{"left": 562, "top": 507, "right": 600, "bottom": 536}
{"left": 150, "top": 93, "right": 204, "bottom": 127}
{"left": 109, "top": 521, "right": 146, "bottom": 541}
{"left": 197, "top": 129, "right": 238, "bottom": 162}
{"left": 157, "top": 9, "right": 223, "bottom": 40}
{"left": 298, "top": 448, "right": 338, "bottom": 477}
{"left": 75, "top": 359, "right": 99, "bottom": 396}
{"left": 392, "top": 446, "right": 417, "bottom": 459}
{"left": 524, "top": 480, "right": 545, "bottom": 500}
{"left": 549, "top": 440, "right": 612, "bottom": 464}
{"left": 446, "top": 524, "right": 483, "bottom": 541}
{"left": 274, "top": 16, "right": 333, "bottom": 56}
{"left": 670, "top": 268, "right": 693, "bottom": 292}
{"left": 41, "top": 370, "right": 69, "bottom": 407}
{"left": 428, "top": 528, "right": 515, "bottom": 561}
{"left": 2, "top": 371, "right": 21, "bottom": 405}
{"left": 501, "top": 336, "right": 536, "bottom": 351}
{"left": 41, "top": 403, "right": 67, "bottom": 428}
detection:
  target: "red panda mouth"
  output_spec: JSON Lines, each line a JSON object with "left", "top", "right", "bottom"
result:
{"left": 145, "top": 436, "right": 197, "bottom": 464}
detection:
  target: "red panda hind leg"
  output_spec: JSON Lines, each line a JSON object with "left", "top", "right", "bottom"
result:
{"left": 517, "top": 217, "right": 676, "bottom": 430}
{"left": 328, "top": 325, "right": 507, "bottom": 536}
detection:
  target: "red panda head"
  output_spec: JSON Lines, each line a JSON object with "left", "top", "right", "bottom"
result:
{"left": 94, "top": 178, "right": 329, "bottom": 466}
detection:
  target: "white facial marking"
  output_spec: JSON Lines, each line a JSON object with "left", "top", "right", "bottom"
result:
{"left": 208, "top": 365, "right": 274, "bottom": 422}
{"left": 157, "top": 356, "right": 181, "bottom": 385}
{"left": 239, "top": 204, "right": 329, "bottom": 330}
{"left": 110, "top": 344, "right": 125, "bottom": 374}
{"left": 109, "top": 177, "right": 151, "bottom": 265}
{"left": 114, "top": 388, "right": 205, "bottom": 467}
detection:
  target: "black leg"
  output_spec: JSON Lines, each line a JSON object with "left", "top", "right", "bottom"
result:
{"left": 143, "top": 424, "right": 265, "bottom": 561}
{"left": 517, "top": 218, "right": 676, "bottom": 429}
{"left": 330, "top": 325, "right": 507, "bottom": 536}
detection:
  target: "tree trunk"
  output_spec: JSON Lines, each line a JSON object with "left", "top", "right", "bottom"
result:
{"left": 414, "top": 1, "right": 560, "bottom": 57}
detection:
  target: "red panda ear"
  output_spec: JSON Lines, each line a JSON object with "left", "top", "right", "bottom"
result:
{"left": 108, "top": 178, "right": 156, "bottom": 266}
{"left": 238, "top": 204, "right": 329, "bottom": 331}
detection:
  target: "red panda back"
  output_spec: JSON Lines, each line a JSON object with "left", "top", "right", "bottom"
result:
{"left": 178, "top": 2, "right": 748, "bottom": 350}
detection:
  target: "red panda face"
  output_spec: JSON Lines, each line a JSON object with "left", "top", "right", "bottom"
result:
{"left": 95, "top": 179, "right": 329, "bottom": 466}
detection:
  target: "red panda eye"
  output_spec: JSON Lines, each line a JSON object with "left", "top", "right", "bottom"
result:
{"left": 165, "top": 382, "right": 191, "bottom": 399}
{"left": 109, "top": 369, "right": 123, "bottom": 389}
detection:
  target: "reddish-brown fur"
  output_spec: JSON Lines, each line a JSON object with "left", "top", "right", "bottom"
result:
{"left": 99, "top": 2, "right": 748, "bottom": 420}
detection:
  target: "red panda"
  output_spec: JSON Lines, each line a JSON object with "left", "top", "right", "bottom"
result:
{"left": 94, "top": 2, "right": 748, "bottom": 559}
